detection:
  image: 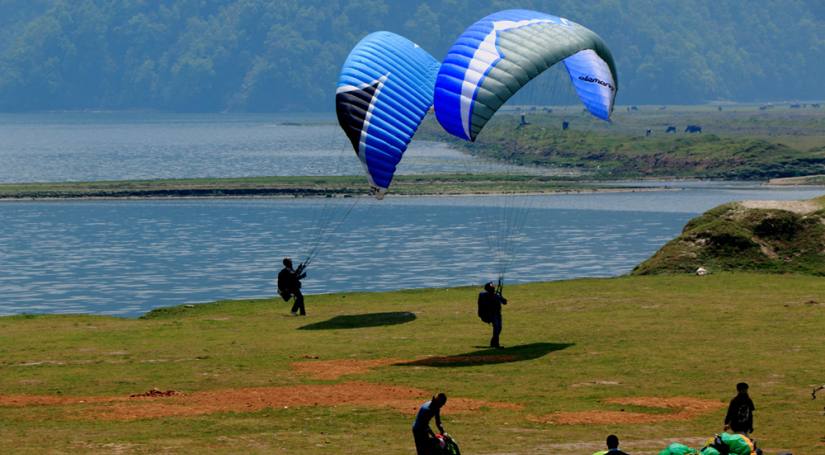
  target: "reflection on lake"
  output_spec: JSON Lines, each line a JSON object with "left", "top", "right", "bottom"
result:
{"left": 1, "top": 183, "right": 822, "bottom": 317}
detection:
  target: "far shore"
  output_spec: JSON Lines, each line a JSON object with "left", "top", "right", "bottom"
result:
{"left": 0, "top": 174, "right": 676, "bottom": 201}
{"left": 767, "top": 174, "right": 825, "bottom": 186}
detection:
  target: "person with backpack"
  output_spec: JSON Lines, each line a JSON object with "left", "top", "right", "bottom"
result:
{"left": 724, "top": 382, "right": 755, "bottom": 435}
{"left": 277, "top": 257, "right": 306, "bottom": 316}
{"left": 477, "top": 281, "right": 507, "bottom": 348}
{"left": 412, "top": 393, "right": 447, "bottom": 455}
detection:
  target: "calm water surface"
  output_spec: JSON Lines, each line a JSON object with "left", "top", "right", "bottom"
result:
{"left": 1, "top": 185, "right": 822, "bottom": 317}
{"left": 1, "top": 113, "right": 822, "bottom": 316}
{"left": 0, "top": 112, "right": 563, "bottom": 182}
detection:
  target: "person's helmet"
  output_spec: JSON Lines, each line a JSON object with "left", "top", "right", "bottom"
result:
{"left": 484, "top": 282, "right": 495, "bottom": 292}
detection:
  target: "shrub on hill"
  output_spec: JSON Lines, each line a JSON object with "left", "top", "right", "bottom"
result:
{"left": 633, "top": 200, "right": 825, "bottom": 276}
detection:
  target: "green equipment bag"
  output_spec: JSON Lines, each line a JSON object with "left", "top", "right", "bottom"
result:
{"left": 659, "top": 442, "right": 700, "bottom": 455}
{"left": 701, "top": 433, "right": 756, "bottom": 455}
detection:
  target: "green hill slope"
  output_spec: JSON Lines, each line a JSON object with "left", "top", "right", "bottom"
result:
{"left": 633, "top": 196, "right": 825, "bottom": 275}
{"left": 415, "top": 108, "right": 825, "bottom": 180}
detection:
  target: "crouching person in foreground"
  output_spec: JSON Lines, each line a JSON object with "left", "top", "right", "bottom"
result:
{"left": 412, "top": 393, "right": 447, "bottom": 455}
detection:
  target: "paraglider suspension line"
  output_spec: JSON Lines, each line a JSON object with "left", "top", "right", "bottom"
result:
{"left": 302, "top": 195, "right": 361, "bottom": 267}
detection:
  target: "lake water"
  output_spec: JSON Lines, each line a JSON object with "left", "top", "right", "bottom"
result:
{"left": 0, "top": 112, "right": 563, "bottom": 183}
{"left": 0, "top": 113, "right": 823, "bottom": 317}
{"left": 1, "top": 185, "right": 823, "bottom": 317}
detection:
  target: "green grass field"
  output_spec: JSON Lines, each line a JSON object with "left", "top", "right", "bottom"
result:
{"left": 1, "top": 274, "right": 823, "bottom": 454}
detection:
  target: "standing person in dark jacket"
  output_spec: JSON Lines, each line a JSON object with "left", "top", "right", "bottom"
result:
{"left": 725, "top": 382, "right": 755, "bottom": 435}
{"left": 412, "top": 393, "right": 447, "bottom": 455}
{"left": 478, "top": 281, "right": 507, "bottom": 348}
{"left": 277, "top": 257, "right": 306, "bottom": 316}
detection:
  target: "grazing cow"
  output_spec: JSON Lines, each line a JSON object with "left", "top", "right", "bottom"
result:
{"left": 685, "top": 125, "right": 702, "bottom": 133}
{"left": 562, "top": 121, "right": 569, "bottom": 130}
{"left": 630, "top": 105, "right": 639, "bottom": 111}
{"left": 659, "top": 106, "right": 667, "bottom": 110}
{"left": 790, "top": 104, "right": 801, "bottom": 109}
{"left": 812, "top": 104, "right": 821, "bottom": 109}
{"left": 645, "top": 129, "right": 652, "bottom": 137}
{"left": 665, "top": 126, "right": 677, "bottom": 133}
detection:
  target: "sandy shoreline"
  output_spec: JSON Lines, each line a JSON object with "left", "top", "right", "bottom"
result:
{"left": 0, "top": 185, "right": 675, "bottom": 201}
{"left": 3, "top": 175, "right": 821, "bottom": 201}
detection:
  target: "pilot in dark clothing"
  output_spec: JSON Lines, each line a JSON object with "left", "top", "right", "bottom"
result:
{"left": 725, "top": 382, "right": 756, "bottom": 435}
{"left": 277, "top": 257, "right": 306, "bottom": 315}
{"left": 478, "top": 282, "right": 507, "bottom": 348}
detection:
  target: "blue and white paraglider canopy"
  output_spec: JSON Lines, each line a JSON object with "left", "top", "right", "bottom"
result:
{"left": 434, "top": 9, "right": 618, "bottom": 142}
{"left": 336, "top": 31, "right": 440, "bottom": 198}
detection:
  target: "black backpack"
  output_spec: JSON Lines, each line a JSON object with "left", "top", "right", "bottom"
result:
{"left": 731, "top": 402, "right": 752, "bottom": 431}
{"left": 477, "top": 297, "right": 492, "bottom": 323}
{"left": 277, "top": 269, "right": 292, "bottom": 302}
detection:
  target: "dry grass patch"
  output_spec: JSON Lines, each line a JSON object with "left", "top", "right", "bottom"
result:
{"left": 290, "top": 358, "right": 400, "bottom": 380}
{"left": 531, "top": 396, "right": 724, "bottom": 425}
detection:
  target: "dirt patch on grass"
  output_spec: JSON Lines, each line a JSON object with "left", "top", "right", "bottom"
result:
{"left": 531, "top": 396, "right": 724, "bottom": 425}
{"left": 291, "top": 358, "right": 400, "bottom": 380}
{"left": 1, "top": 382, "right": 520, "bottom": 421}
{"left": 130, "top": 388, "right": 181, "bottom": 398}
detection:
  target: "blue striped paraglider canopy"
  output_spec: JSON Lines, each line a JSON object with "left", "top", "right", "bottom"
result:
{"left": 336, "top": 31, "right": 440, "bottom": 199}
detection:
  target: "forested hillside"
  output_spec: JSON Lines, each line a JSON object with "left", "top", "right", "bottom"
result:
{"left": 0, "top": 0, "right": 823, "bottom": 112}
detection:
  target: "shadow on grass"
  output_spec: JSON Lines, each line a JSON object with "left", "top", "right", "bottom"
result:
{"left": 297, "top": 311, "right": 417, "bottom": 330}
{"left": 395, "top": 342, "right": 573, "bottom": 367}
